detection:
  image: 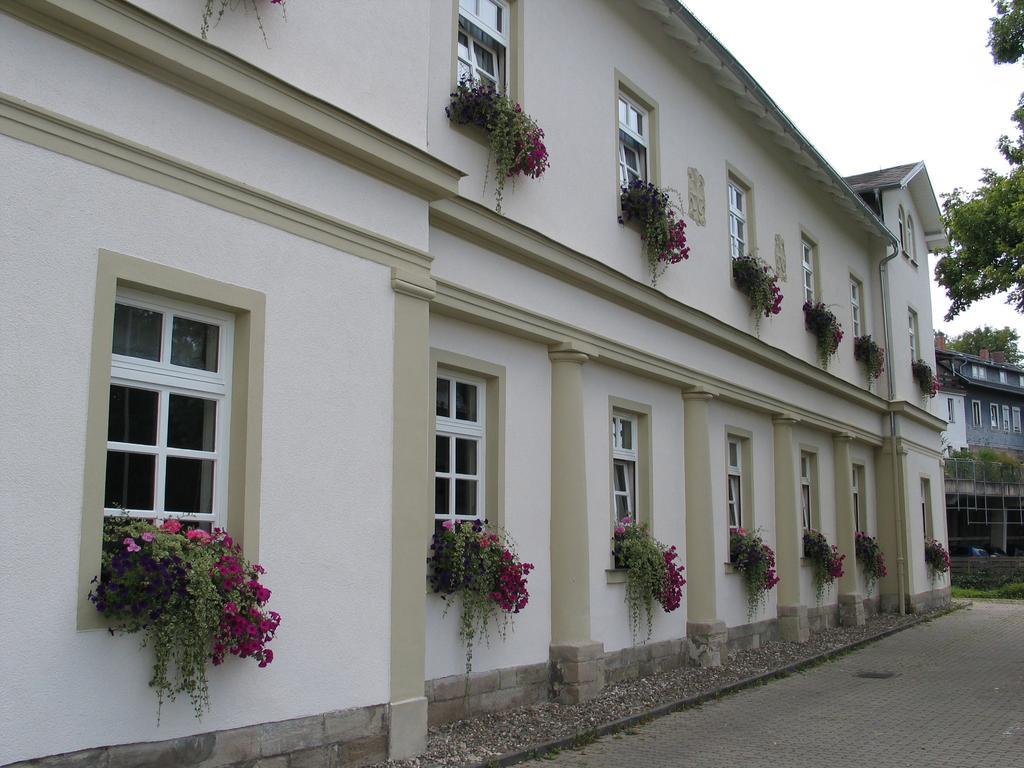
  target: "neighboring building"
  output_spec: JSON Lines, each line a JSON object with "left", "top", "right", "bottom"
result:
{"left": 0, "top": 2, "right": 950, "bottom": 766}
{"left": 936, "top": 344, "right": 1024, "bottom": 456}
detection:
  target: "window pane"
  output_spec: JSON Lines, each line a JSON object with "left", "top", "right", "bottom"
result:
{"left": 436, "top": 378, "right": 450, "bottom": 418}
{"left": 613, "top": 461, "right": 627, "bottom": 493}
{"left": 112, "top": 304, "right": 162, "bottom": 361}
{"left": 170, "top": 317, "right": 219, "bottom": 371}
{"left": 455, "top": 479, "right": 477, "bottom": 516}
{"left": 104, "top": 451, "right": 155, "bottom": 510}
{"left": 436, "top": 435, "right": 450, "bottom": 473}
{"left": 165, "top": 457, "right": 215, "bottom": 514}
{"left": 618, "top": 98, "right": 628, "bottom": 126}
{"left": 435, "top": 477, "right": 450, "bottom": 517}
{"left": 107, "top": 385, "right": 158, "bottom": 445}
{"left": 479, "top": 0, "right": 499, "bottom": 31}
{"left": 619, "top": 420, "right": 633, "bottom": 450}
{"left": 455, "top": 381, "right": 477, "bottom": 421}
{"left": 615, "top": 495, "right": 630, "bottom": 520}
{"left": 455, "top": 438, "right": 477, "bottom": 475}
{"left": 728, "top": 441, "right": 739, "bottom": 468}
{"left": 473, "top": 43, "right": 496, "bottom": 77}
{"left": 168, "top": 394, "right": 217, "bottom": 451}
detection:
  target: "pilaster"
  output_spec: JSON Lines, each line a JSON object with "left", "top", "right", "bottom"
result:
{"left": 387, "top": 269, "right": 434, "bottom": 759}
{"left": 773, "top": 415, "right": 808, "bottom": 642}
{"left": 833, "top": 433, "right": 864, "bottom": 626}
{"left": 682, "top": 389, "right": 727, "bottom": 667}
{"left": 548, "top": 342, "right": 603, "bottom": 703}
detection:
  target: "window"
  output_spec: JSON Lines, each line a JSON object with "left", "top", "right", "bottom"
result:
{"left": 1000, "top": 370, "right": 1008, "bottom": 384}
{"left": 972, "top": 400, "right": 982, "bottom": 427}
{"left": 906, "top": 214, "right": 917, "bottom": 264}
{"left": 104, "top": 290, "right": 232, "bottom": 524}
{"left": 850, "top": 277, "right": 863, "bottom": 337}
{"left": 991, "top": 403, "right": 1000, "bottom": 429}
{"left": 801, "top": 239, "right": 816, "bottom": 303}
{"left": 946, "top": 397, "right": 955, "bottom": 423}
{"left": 1015, "top": 407, "right": 1022, "bottom": 433}
{"left": 618, "top": 94, "right": 649, "bottom": 185}
{"left": 908, "top": 309, "right": 918, "bottom": 359}
{"left": 972, "top": 364, "right": 984, "bottom": 379}
{"left": 852, "top": 465, "right": 865, "bottom": 533}
{"left": 435, "top": 373, "right": 485, "bottom": 521}
{"left": 897, "top": 205, "right": 906, "bottom": 254}
{"left": 612, "top": 413, "right": 638, "bottom": 521}
{"left": 921, "top": 477, "right": 932, "bottom": 539}
{"left": 457, "top": 0, "right": 509, "bottom": 91}
{"left": 1003, "top": 405, "right": 1012, "bottom": 432}
{"left": 727, "top": 438, "right": 744, "bottom": 529}
{"left": 800, "top": 452, "right": 816, "bottom": 530}
{"left": 728, "top": 181, "right": 748, "bottom": 259}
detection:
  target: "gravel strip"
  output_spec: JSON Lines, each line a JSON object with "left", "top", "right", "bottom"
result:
{"left": 374, "top": 606, "right": 957, "bottom": 768}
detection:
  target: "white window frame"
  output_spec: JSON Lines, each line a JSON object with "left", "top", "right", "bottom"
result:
{"left": 946, "top": 398, "right": 955, "bottom": 423}
{"left": 991, "top": 403, "right": 1000, "bottom": 429}
{"left": 618, "top": 93, "right": 649, "bottom": 185}
{"left": 728, "top": 181, "right": 747, "bottom": 259}
{"left": 612, "top": 413, "right": 639, "bottom": 522}
{"left": 105, "top": 289, "right": 233, "bottom": 526}
{"left": 852, "top": 465, "right": 863, "bottom": 533}
{"left": 898, "top": 205, "right": 907, "bottom": 254}
{"left": 972, "top": 400, "right": 982, "bottom": 427}
{"left": 850, "top": 277, "right": 863, "bottom": 337}
{"left": 908, "top": 309, "right": 918, "bottom": 359}
{"left": 1003, "top": 404, "right": 1012, "bottom": 432}
{"left": 457, "top": 0, "right": 510, "bottom": 91}
{"left": 727, "top": 438, "right": 744, "bottom": 529}
{"left": 801, "top": 240, "right": 816, "bottom": 303}
{"left": 435, "top": 372, "right": 486, "bottom": 522}
{"left": 921, "top": 477, "right": 932, "bottom": 539}
{"left": 1015, "top": 407, "right": 1022, "bottom": 433}
{"left": 906, "top": 214, "right": 918, "bottom": 264}
{"left": 800, "top": 452, "right": 815, "bottom": 531}
{"left": 1000, "top": 370, "right": 1008, "bottom": 384}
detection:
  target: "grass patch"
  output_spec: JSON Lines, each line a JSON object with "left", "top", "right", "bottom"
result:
{"left": 952, "top": 582, "right": 1024, "bottom": 600}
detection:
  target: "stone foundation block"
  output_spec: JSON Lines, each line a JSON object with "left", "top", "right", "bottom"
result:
{"left": 550, "top": 641, "right": 605, "bottom": 704}
{"left": 839, "top": 592, "right": 866, "bottom": 627}
{"left": 778, "top": 604, "right": 809, "bottom": 643}
{"left": 687, "top": 620, "right": 727, "bottom": 668}
{"left": 467, "top": 670, "right": 499, "bottom": 695}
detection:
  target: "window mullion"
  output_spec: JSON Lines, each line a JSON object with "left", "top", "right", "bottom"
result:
{"left": 155, "top": 388, "right": 168, "bottom": 516}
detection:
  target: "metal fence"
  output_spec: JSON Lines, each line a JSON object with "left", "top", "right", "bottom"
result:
{"left": 944, "top": 458, "right": 1024, "bottom": 526}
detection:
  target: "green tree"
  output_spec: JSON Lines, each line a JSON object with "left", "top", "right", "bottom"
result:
{"left": 937, "top": 1, "right": 1024, "bottom": 319}
{"left": 946, "top": 325, "right": 1022, "bottom": 363}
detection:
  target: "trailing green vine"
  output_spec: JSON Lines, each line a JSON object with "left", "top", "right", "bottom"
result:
{"left": 201, "top": 0, "right": 286, "bottom": 44}
{"left": 802, "top": 529, "right": 845, "bottom": 604}
{"left": 612, "top": 519, "right": 685, "bottom": 644}
{"left": 803, "top": 301, "right": 844, "bottom": 369}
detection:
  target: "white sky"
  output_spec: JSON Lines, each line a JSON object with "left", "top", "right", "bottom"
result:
{"left": 682, "top": 0, "right": 1024, "bottom": 344}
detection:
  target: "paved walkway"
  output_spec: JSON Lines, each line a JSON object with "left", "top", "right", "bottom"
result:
{"left": 528, "top": 602, "right": 1024, "bottom": 768}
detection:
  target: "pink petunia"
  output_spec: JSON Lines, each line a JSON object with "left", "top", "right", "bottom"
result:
{"left": 161, "top": 519, "right": 182, "bottom": 534}
{"left": 186, "top": 528, "right": 212, "bottom": 543}
{"left": 442, "top": 520, "right": 455, "bottom": 531}
{"left": 141, "top": 531, "right": 155, "bottom": 542}
{"left": 123, "top": 537, "right": 141, "bottom": 553}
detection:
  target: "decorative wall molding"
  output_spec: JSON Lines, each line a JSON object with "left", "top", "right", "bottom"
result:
{"left": 774, "top": 233, "right": 787, "bottom": 282}
{"left": 687, "top": 166, "right": 706, "bottom": 226}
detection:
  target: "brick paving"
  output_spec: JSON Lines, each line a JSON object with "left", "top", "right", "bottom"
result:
{"left": 527, "top": 602, "right": 1024, "bottom": 768}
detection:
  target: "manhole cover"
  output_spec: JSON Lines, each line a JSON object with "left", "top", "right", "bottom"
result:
{"left": 854, "top": 671, "right": 896, "bottom": 679}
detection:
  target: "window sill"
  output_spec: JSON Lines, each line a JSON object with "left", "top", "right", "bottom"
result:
{"left": 606, "top": 568, "right": 628, "bottom": 584}
{"left": 724, "top": 562, "right": 738, "bottom": 574}
{"left": 449, "top": 120, "right": 490, "bottom": 150}
{"left": 800, "top": 557, "right": 811, "bottom": 567}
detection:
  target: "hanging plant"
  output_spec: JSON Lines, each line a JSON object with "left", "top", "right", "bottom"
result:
{"left": 612, "top": 518, "right": 686, "bottom": 644}
{"left": 732, "top": 254, "right": 783, "bottom": 332}
{"left": 854, "top": 531, "right": 887, "bottom": 596}
{"left": 729, "top": 527, "right": 780, "bottom": 620}
{"left": 201, "top": 0, "right": 286, "bottom": 43}
{"left": 912, "top": 359, "right": 940, "bottom": 398}
{"left": 428, "top": 519, "right": 533, "bottom": 672}
{"left": 446, "top": 80, "right": 550, "bottom": 214}
{"left": 803, "top": 301, "right": 844, "bottom": 369}
{"left": 853, "top": 335, "right": 885, "bottom": 383}
{"left": 924, "top": 537, "right": 951, "bottom": 583}
{"left": 89, "top": 517, "right": 280, "bottom": 719}
{"left": 618, "top": 180, "right": 691, "bottom": 286}
{"left": 802, "top": 529, "right": 845, "bottom": 604}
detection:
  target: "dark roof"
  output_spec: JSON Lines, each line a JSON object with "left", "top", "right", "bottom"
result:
{"left": 843, "top": 163, "right": 921, "bottom": 193}
{"left": 936, "top": 347, "right": 1024, "bottom": 373}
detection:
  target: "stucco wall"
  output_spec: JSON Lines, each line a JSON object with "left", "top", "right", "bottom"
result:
{"left": 425, "top": 316, "right": 552, "bottom": 680}
{"left": 0, "top": 136, "right": 395, "bottom": 765}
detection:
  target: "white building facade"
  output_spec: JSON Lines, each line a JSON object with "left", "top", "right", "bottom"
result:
{"left": 0, "top": 2, "right": 950, "bottom": 766}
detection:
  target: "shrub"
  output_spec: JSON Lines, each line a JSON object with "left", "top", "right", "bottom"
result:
{"left": 612, "top": 518, "right": 686, "bottom": 643}
{"left": 803, "top": 302, "right": 844, "bottom": 369}
{"left": 89, "top": 517, "right": 280, "bottom": 718}
{"left": 729, "top": 527, "right": 780, "bottom": 620}
{"left": 428, "top": 519, "right": 534, "bottom": 672}
{"left": 911, "top": 359, "right": 940, "bottom": 398}
{"left": 853, "top": 335, "right": 885, "bottom": 382}
{"left": 732, "top": 254, "right": 783, "bottom": 331}
{"left": 854, "top": 531, "right": 887, "bottom": 596}
{"left": 619, "top": 180, "right": 691, "bottom": 286}
{"left": 924, "top": 537, "right": 951, "bottom": 582}
{"left": 446, "top": 80, "right": 549, "bottom": 214}
{"left": 802, "top": 529, "right": 845, "bottom": 604}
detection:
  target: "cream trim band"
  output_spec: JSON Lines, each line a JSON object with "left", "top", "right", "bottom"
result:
{"left": 0, "top": 0, "right": 462, "bottom": 200}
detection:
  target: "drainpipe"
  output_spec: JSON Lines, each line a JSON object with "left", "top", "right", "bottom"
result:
{"left": 876, "top": 190, "right": 907, "bottom": 614}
